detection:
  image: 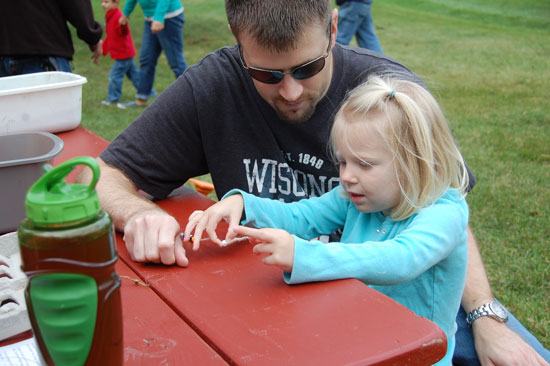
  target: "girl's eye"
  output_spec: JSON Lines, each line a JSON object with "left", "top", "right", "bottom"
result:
{"left": 336, "top": 160, "right": 346, "bottom": 167}
{"left": 359, "top": 160, "right": 373, "bottom": 168}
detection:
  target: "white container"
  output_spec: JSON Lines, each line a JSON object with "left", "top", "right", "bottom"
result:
{"left": 0, "top": 72, "right": 87, "bottom": 135}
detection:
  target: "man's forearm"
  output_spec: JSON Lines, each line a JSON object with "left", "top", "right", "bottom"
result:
{"left": 462, "top": 225, "right": 495, "bottom": 313}
{"left": 76, "top": 158, "right": 163, "bottom": 232}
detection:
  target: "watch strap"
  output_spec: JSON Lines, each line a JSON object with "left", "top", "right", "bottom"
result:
{"left": 466, "top": 300, "right": 508, "bottom": 327}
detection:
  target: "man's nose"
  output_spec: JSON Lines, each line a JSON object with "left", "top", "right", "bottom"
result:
{"left": 278, "top": 75, "right": 303, "bottom": 102}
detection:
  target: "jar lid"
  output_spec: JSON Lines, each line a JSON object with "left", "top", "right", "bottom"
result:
{"left": 25, "top": 156, "right": 101, "bottom": 224}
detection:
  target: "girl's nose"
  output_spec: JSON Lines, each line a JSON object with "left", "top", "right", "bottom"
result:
{"left": 339, "top": 165, "right": 358, "bottom": 184}
{"left": 278, "top": 75, "right": 303, "bottom": 102}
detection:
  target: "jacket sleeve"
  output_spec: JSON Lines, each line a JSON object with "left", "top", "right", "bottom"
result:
{"left": 122, "top": 0, "right": 138, "bottom": 16}
{"left": 60, "top": 0, "right": 103, "bottom": 46}
{"left": 153, "top": 0, "right": 174, "bottom": 23}
{"left": 118, "top": 23, "right": 130, "bottom": 36}
{"left": 286, "top": 192, "right": 469, "bottom": 286}
{"left": 115, "top": 12, "right": 130, "bottom": 37}
{"left": 223, "top": 186, "right": 348, "bottom": 240}
{"left": 102, "top": 36, "right": 109, "bottom": 56}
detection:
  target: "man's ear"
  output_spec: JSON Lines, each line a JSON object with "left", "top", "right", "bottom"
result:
{"left": 228, "top": 24, "right": 239, "bottom": 42}
{"left": 332, "top": 8, "right": 339, "bottom": 45}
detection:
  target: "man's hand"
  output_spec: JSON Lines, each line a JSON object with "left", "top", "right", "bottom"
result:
{"left": 234, "top": 226, "right": 295, "bottom": 272}
{"left": 151, "top": 20, "right": 165, "bottom": 34}
{"left": 461, "top": 227, "right": 548, "bottom": 366}
{"left": 123, "top": 209, "right": 189, "bottom": 267}
{"left": 119, "top": 14, "right": 128, "bottom": 26}
{"left": 90, "top": 39, "right": 102, "bottom": 64}
{"left": 473, "top": 317, "right": 548, "bottom": 366}
{"left": 77, "top": 158, "right": 189, "bottom": 266}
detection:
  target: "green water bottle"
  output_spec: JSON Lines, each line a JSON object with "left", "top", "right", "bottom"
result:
{"left": 17, "top": 156, "right": 123, "bottom": 366}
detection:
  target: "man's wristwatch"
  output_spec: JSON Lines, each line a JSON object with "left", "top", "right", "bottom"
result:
{"left": 466, "top": 299, "right": 509, "bottom": 327}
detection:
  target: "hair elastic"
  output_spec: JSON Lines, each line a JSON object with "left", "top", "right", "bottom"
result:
{"left": 389, "top": 90, "right": 396, "bottom": 99}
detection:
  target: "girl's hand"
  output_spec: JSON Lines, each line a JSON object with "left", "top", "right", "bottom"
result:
{"left": 233, "top": 226, "right": 295, "bottom": 272}
{"left": 183, "top": 194, "right": 244, "bottom": 250}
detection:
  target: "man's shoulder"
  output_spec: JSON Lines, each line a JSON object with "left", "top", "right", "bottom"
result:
{"left": 337, "top": 44, "right": 423, "bottom": 86}
{"left": 340, "top": 44, "right": 410, "bottom": 70}
{"left": 179, "top": 45, "right": 250, "bottom": 98}
{"left": 190, "top": 45, "right": 238, "bottom": 68}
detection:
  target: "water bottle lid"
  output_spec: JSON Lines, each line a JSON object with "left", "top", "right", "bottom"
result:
{"left": 25, "top": 156, "right": 101, "bottom": 224}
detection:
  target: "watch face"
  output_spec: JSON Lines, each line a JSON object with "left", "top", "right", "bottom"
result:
{"left": 489, "top": 301, "right": 508, "bottom": 320}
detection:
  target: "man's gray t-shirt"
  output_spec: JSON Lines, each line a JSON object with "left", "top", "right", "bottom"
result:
{"left": 100, "top": 43, "right": 471, "bottom": 201}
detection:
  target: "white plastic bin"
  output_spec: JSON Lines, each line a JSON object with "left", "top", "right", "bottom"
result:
{"left": 0, "top": 72, "right": 87, "bottom": 135}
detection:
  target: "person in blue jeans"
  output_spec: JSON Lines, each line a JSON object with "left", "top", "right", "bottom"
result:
{"left": 336, "top": 0, "right": 383, "bottom": 54}
{"left": 101, "top": 0, "right": 140, "bottom": 105}
{"left": 0, "top": 0, "right": 102, "bottom": 77}
{"left": 118, "top": 0, "right": 188, "bottom": 109}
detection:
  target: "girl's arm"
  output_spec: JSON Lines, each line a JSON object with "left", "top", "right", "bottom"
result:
{"left": 184, "top": 186, "right": 347, "bottom": 250}
{"left": 286, "top": 192, "right": 469, "bottom": 285}
{"left": 236, "top": 186, "right": 348, "bottom": 239}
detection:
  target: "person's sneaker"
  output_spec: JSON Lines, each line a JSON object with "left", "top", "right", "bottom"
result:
{"left": 117, "top": 101, "right": 146, "bottom": 109}
{"left": 101, "top": 100, "right": 117, "bottom": 106}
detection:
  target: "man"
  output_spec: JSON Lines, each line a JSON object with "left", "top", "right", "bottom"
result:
{"left": 0, "top": 0, "right": 102, "bottom": 76}
{"left": 81, "top": 0, "right": 549, "bottom": 364}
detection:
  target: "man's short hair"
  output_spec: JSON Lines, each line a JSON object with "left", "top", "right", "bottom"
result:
{"left": 225, "top": 0, "right": 331, "bottom": 52}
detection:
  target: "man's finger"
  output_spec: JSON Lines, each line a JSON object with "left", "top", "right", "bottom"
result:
{"left": 128, "top": 223, "right": 147, "bottom": 262}
{"left": 158, "top": 227, "right": 178, "bottom": 265}
{"left": 143, "top": 222, "right": 161, "bottom": 263}
{"left": 123, "top": 231, "right": 136, "bottom": 261}
{"left": 174, "top": 235, "right": 189, "bottom": 267}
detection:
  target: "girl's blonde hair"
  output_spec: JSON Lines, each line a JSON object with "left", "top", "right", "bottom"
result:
{"left": 331, "top": 75, "right": 469, "bottom": 220}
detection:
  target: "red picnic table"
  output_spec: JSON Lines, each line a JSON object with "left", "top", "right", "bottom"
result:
{"left": 2, "top": 126, "right": 447, "bottom": 365}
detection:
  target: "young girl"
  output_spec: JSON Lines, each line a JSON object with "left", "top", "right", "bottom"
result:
{"left": 184, "top": 75, "right": 470, "bottom": 365}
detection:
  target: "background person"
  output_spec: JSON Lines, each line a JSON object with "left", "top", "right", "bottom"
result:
{"left": 100, "top": 0, "right": 140, "bottom": 106}
{"left": 79, "top": 1, "right": 550, "bottom": 364}
{"left": 117, "top": 0, "right": 188, "bottom": 108}
{"left": 0, "top": 0, "right": 102, "bottom": 76}
{"left": 335, "top": 0, "right": 383, "bottom": 53}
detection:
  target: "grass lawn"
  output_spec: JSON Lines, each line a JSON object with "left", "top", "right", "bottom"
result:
{"left": 69, "top": 0, "right": 548, "bottom": 347}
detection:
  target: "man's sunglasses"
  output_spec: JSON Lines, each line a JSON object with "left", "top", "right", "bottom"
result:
{"left": 238, "top": 24, "right": 333, "bottom": 85}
